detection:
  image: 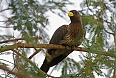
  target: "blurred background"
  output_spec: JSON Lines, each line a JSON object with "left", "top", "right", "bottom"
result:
{"left": 0, "top": 0, "right": 115, "bottom": 78}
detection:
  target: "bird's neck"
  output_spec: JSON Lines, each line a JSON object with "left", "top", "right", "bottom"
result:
{"left": 69, "top": 21, "right": 82, "bottom": 28}
{"left": 70, "top": 17, "right": 81, "bottom": 23}
{"left": 68, "top": 21, "right": 83, "bottom": 38}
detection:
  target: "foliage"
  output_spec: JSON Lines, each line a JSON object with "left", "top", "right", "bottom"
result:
{"left": 0, "top": 0, "right": 116, "bottom": 78}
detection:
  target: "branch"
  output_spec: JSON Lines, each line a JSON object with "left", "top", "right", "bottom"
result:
{"left": 0, "top": 64, "right": 55, "bottom": 78}
{"left": 0, "top": 8, "right": 12, "bottom": 12}
{"left": 0, "top": 42, "right": 116, "bottom": 58}
{"left": 0, "top": 26, "right": 14, "bottom": 28}
{"left": 11, "top": 49, "right": 26, "bottom": 58}
{"left": 0, "top": 65, "right": 36, "bottom": 78}
{"left": 0, "top": 36, "right": 42, "bottom": 44}
{"left": 28, "top": 48, "right": 42, "bottom": 59}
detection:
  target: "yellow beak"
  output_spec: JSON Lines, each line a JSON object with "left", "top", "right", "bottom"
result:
{"left": 68, "top": 12, "right": 74, "bottom": 17}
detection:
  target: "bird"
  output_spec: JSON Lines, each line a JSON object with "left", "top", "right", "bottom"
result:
{"left": 40, "top": 10, "right": 85, "bottom": 73}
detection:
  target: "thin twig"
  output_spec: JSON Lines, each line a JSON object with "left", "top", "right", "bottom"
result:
{"left": 0, "top": 36, "right": 42, "bottom": 44}
{"left": 0, "top": 59, "right": 14, "bottom": 65}
{"left": 11, "top": 49, "right": 26, "bottom": 59}
{"left": 0, "top": 8, "right": 11, "bottom": 12}
{"left": 0, "top": 65, "right": 34, "bottom": 78}
{"left": 29, "top": 48, "right": 42, "bottom": 59}
{"left": 0, "top": 26, "right": 14, "bottom": 28}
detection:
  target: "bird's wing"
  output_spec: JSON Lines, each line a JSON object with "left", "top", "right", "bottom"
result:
{"left": 40, "top": 25, "right": 69, "bottom": 72}
{"left": 40, "top": 10, "right": 85, "bottom": 73}
{"left": 49, "top": 25, "right": 68, "bottom": 44}
{"left": 48, "top": 25, "right": 68, "bottom": 54}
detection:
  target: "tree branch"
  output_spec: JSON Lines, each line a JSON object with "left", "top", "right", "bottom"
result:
{"left": 0, "top": 8, "right": 12, "bottom": 12}
{"left": 0, "top": 26, "right": 14, "bottom": 28}
{"left": 0, "top": 36, "right": 42, "bottom": 44}
{"left": 0, "top": 65, "right": 36, "bottom": 78}
{"left": 0, "top": 42, "right": 116, "bottom": 58}
{"left": 28, "top": 48, "right": 42, "bottom": 59}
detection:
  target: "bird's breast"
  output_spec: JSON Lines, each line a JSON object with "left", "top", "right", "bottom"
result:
{"left": 60, "top": 23, "right": 84, "bottom": 46}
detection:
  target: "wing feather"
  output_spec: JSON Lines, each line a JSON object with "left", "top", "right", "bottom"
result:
{"left": 48, "top": 25, "right": 68, "bottom": 54}
{"left": 49, "top": 25, "right": 68, "bottom": 44}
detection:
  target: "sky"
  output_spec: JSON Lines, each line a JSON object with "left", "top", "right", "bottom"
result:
{"left": 0, "top": 0, "right": 109, "bottom": 78}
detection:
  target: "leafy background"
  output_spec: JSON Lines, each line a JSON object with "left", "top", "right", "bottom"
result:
{"left": 0, "top": 0, "right": 115, "bottom": 78}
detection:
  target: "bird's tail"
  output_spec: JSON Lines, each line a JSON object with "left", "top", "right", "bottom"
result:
{"left": 40, "top": 58, "right": 50, "bottom": 73}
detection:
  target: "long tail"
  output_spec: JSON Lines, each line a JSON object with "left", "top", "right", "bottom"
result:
{"left": 40, "top": 50, "right": 73, "bottom": 73}
{"left": 40, "top": 58, "right": 50, "bottom": 73}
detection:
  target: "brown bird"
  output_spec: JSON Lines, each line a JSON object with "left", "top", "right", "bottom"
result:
{"left": 40, "top": 10, "right": 85, "bottom": 73}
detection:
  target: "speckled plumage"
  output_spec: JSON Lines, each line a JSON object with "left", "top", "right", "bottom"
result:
{"left": 40, "top": 10, "right": 85, "bottom": 73}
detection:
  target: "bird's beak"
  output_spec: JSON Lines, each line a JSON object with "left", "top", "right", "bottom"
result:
{"left": 68, "top": 12, "right": 74, "bottom": 17}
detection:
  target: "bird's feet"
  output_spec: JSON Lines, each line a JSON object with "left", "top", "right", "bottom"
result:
{"left": 62, "top": 44, "right": 76, "bottom": 50}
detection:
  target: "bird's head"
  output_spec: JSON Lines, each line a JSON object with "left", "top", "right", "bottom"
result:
{"left": 68, "top": 10, "right": 81, "bottom": 22}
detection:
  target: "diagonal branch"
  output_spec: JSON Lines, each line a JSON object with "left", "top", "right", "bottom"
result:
{"left": 0, "top": 8, "right": 12, "bottom": 12}
{"left": 28, "top": 48, "right": 42, "bottom": 59}
{"left": 0, "top": 65, "right": 36, "bottom": 78}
